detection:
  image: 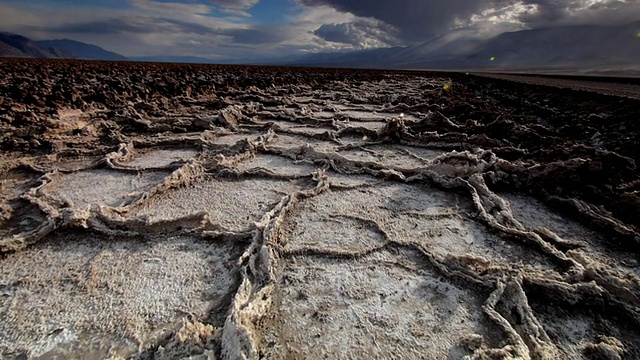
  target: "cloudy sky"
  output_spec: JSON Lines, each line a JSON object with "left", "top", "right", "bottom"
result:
{"left": 0, "top": 0, "right": 638, "bottom": 60}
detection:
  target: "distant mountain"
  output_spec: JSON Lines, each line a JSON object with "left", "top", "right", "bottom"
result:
{"left": 35, "top": 39, "right": 127, "bottom": 61}
{"left": 0, "top": 32, "right": 76, "bottom": 59}
{"left": 285, "top": 20, "right": 640, "bottom": 72}
{"left": 0, "top": 32, "right": 127, "bottom": 61}
{"left": 457, "top": 21, "right": 640, "bottom": 70}
{"left": 3, "top": 21, "right": 638, "bottom": 71}
{"left": 285, "top": 47, "right": 399, "bottom": 68}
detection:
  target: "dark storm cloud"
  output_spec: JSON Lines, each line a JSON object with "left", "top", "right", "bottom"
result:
{"left": 300, "top": 0, "right": 640, "bottom": 41}
{"left": 313, "top": 20, "right": 402, "bottom": 47}
{"left": 517, "top": 0, "right": 640, "bottom": 27}
{"left": 522, "top": 0, "right": 567, "bottom": 23}
{"left": 299, "top": 0, "right": 484, "bottom": 41}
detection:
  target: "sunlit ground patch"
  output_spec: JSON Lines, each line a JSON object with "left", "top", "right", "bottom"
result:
{"left": 47, "top": 170, "right": 169, "bottom": 208}
{"left": 340, "top": 120, "right": 386, "bottom": 132}
{"left": 235, "top": 154, "right": 319, "bottom": 177}
{"left": 395, "top": 145, "right": 448, "bottom": 161}
{"left": 208, "top": 134, "right": 255, "bottom": 146}
{"left": 0, "top": 232, "right": 241, "bottom": 358}
{"left": 261, "top": 250, "right": 498, "bottom": 359}
{"left": 277, "top": 125, "right": 333, "bottom": 136}
{"left": 326, "top": 169, "right": 378, "bottom": 183}
{"left": 125, "top": 149, "right": 199, "bottom": 169}
{"left": 283, "top": 184, "right": 556, "bottom": 269}
{"left": 337, "top": 144, "right": 438, "bottom": 169}
{"left": 337, "top": 109, "right": 418, "bottom": 121}
{"left": 267, "top": 133, "right": 339, "bottom": 153}
{"left": 133, "top": 178, "right": 303, "bottom": 231}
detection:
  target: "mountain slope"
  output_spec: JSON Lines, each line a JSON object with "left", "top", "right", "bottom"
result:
{"left": 285, "top": 21, "right": 640, "bottom": 71}
{"left": 0, "top": 32, "right": 75, "bottom": 59}
{"left": 35, "top": 39, "right": 127, "bottom": 61}
{"left": 460, "top": 22, "right": 640, "bottom": 69}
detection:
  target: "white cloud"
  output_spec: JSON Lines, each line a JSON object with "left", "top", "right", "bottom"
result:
{"left": 130, "top": 0, "right": 213, "bottom": 17}
{"left": 476, "top": 0, "right": 640, "bottom": 28}
{"left": 298, "top": 0, "right": 640, "bottom": 42}
{"left": 274, "top": 4, "right": 406, "bottom": 52}
{"left": 207, "top": 0, "right": 260, "bottom": 9}
{"left": 313, "top": 20, "right": 403, "bottom": 48}
{"left": 0, "top": 0, "right": 367, "bottom": 58}
{"left": 465, "top": 2, "right": 540, "bottom": 34}
{"left": 219, "top": 8, "right": 252, "bottom": 17}
{"left": 0, "top": 1, "right": 250, "bottom": 57}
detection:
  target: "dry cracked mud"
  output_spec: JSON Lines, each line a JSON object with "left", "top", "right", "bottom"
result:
{"left": 1, "top": 59, "right": 639, "bottom": 359}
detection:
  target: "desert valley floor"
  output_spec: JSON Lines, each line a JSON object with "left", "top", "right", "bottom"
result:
{"left": 0, "top": 60, "right": 639, "bottom": 359}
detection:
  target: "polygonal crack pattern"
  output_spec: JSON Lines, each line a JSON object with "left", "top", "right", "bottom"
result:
{"left": 0, "top": 232, "right": 242, "bottom": 358}
{"left": 0, "top": 62, "right": 639, "bottom": 359}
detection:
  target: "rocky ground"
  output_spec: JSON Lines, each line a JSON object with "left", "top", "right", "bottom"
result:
{"left": 0, "top": 59, "right": 639, "bottom": 360}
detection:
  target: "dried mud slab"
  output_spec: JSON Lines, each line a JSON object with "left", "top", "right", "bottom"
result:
{"left": 235, "top": 154, "right": 319, "bottom": 177}
{"left": 283, "top": 184, "right": 555, "bottom": 272}
{"left": 206, "top": 134, "right": 258, "bottom": 147}
{"left": 267, "top": 133, "right": 339, "bottom": 153}
{"left": 0, "top": 232, "right": 241, "bottom": 359}
{"left": 338, "top": 144, "right": 437, "bottom": 170}
{"left": 132, "top": 178, "right": 304, "bottom": 231}
{"left": 503, "top": 193, "right": 640, "bottom": 277}
{"left": 45, "top": 169, "right": 170, "bottom": 208}
{"left": 125, "top": 148, "right": 199, "bottom": 169}
{"left": 0, "top": 60, "right": 639, "bottom": 359}
{"left": 263, "top": 251, "right": 497, "bottom": 359}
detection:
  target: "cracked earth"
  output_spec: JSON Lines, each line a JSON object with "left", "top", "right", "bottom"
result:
{"left": 1, "top": 60, "right": 639, "bottom": 359}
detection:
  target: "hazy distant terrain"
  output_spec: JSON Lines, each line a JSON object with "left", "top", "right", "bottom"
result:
{"left": 1, "top": 21, "right": 639, "bottom": 73}
{"left": 287, "top": 21, "right": 640, "bottom": 73}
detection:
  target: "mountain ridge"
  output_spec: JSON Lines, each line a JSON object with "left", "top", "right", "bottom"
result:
{"left": 0, "top": 32, "right": 76, "bottom": 59}
{"left": 286, "top": 20, "right": 640, "bottom": 71}
{"left": 35, "top": 39, "right": 127, "bottom": 61}
{"left": 0, "top": 32, "right": 128, "bottom": 61}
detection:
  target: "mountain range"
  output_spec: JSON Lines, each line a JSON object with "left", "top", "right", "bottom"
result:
{"left": 0, "top": 32, "right": 77, "bottom": 59}
{"left": 286, "top": 21, "right": 640, "bottom": 72}
{"left": 1, "top": 20, "right": 639, "bottom": 72}
{"left": 0, "top": 33, "right": 227, "bottom": 64}
{"left": 35, "top": 39, "right": 127, "bottom": 61}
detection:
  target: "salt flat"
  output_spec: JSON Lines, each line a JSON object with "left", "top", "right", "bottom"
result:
{"left": 1, "top": 61, "right": 639, "bottom": 359}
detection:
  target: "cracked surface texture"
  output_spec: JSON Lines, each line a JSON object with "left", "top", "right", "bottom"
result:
{"left": 0, "top": 59, "right": 639, "bottom": 359}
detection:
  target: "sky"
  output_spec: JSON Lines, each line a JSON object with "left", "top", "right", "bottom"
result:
{"left": 0, "top": 0, "right": 639, "bottom": 60}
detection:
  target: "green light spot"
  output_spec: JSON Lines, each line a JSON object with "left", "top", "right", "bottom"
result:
{"left": 490, "top": 56, "right": 495, "bottom": 61}
{"left": 636, "top": 31, "right": 640, "bottom": 38}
